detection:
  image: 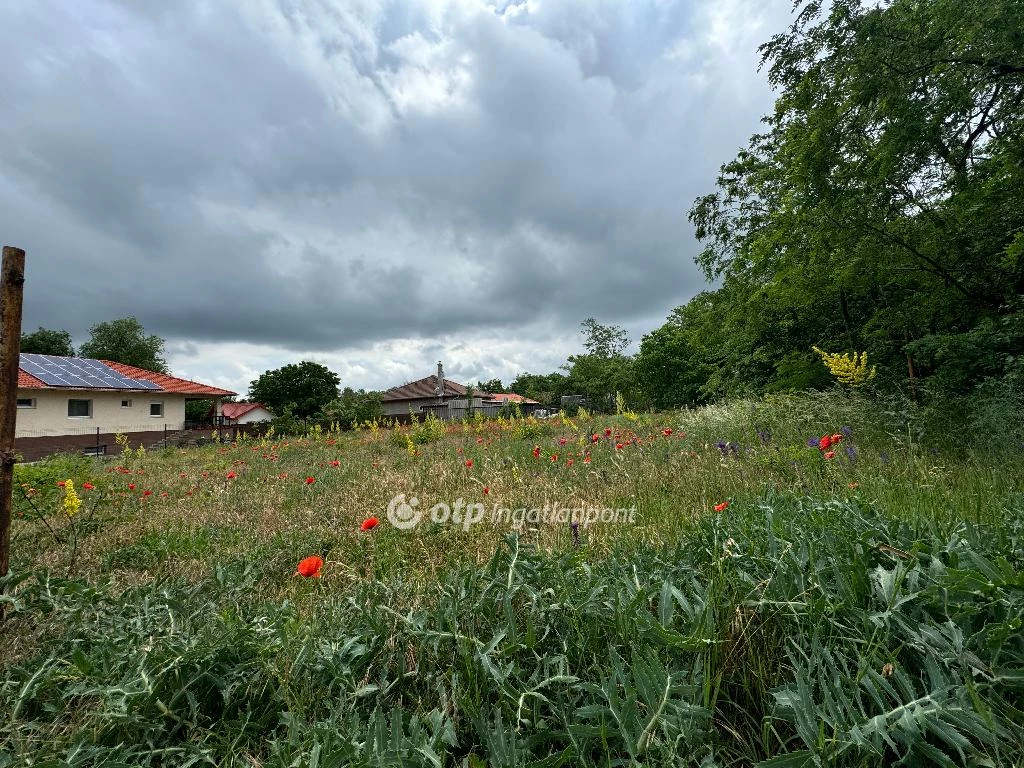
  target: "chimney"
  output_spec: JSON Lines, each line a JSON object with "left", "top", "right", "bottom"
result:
{"left": 436, "top": 361, "right": 445, "bottom": 400}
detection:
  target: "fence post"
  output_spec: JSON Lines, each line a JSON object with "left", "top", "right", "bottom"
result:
{"left": 164, "top": 423, "right": 168, "bottom": 449}
{"left": 96, "top": 427, "right": 100, "bottom": 456}
{"left": 0, "top": 246, "right": 26, "bottom": 581}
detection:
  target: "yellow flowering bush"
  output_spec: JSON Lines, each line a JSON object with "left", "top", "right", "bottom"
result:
{"left": 812, "top": 347, "right": 877, "bottom": 387}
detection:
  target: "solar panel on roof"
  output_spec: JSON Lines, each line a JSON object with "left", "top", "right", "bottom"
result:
{"left": 19, "top": 354, "right": 162, "bottom": 390}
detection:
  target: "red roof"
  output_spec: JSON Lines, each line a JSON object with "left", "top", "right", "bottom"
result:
{"left": 382, "top": 375, "right": 468, "bottom": 401}
{"left": 486, "top": 392, "right": 540, "bottom": 404}
{"left": 102, "top": 361, "right": 236, "bottom": 397}
{"left": 18, "top": 370, "right": 46, "bottom": 388}
{"left": 220, "top": 402, "right": 270, "bottom": 420}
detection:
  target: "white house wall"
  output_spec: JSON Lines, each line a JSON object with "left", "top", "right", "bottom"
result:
{"left": 236, "top": 407, "right": 274, "bottom": 424}
{"left": 15, "top": 389, "right": 187, "bottom": 438}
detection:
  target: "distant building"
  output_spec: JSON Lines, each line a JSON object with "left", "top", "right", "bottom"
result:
{"left": 382, "top": 363, "right": 541, "bottom": 419}
{"left": 218, "top": 402, "right": 275, "bottom": 424}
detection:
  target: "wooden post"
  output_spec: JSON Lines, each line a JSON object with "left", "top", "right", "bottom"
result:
{"left": 0, "top": 246, "right": 26, "bottom": 579}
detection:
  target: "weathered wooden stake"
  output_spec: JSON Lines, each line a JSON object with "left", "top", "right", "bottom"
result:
{"left": 0, "top": 246, "right": 25, "bottom": 580}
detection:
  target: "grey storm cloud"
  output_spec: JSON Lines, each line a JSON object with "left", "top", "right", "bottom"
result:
{"left": 0, "top": 0, "right": 792, "bottom": 390}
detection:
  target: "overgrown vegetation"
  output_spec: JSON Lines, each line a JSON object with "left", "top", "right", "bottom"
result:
{"left": 2, "top": 392, "right": 1022, "bottom": 766}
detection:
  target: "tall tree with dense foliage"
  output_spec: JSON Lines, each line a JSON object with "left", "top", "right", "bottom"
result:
{"left": 78, "top": 317, "right": 169, "bottom": 373}
{"left": 20, "top": 327, "right": 75, "bottom": 357}
{"left": 248, "top": 362, "right": 340, "bottom": 418}
{"left": 687, "top": 0, "right": 1024, "bottom": 397}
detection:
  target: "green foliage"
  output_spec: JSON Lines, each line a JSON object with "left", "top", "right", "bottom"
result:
{"left": 78, "top": 316, "right": 168, "bottom": 373}
{"left": 19, "top": 327, "right": 74, "bottom": 356}
{"left": 476, "top": 378, "right": 505, "bottom": 394}
{"left": 248, "top": 361, "right": 340, "bottom": 418}
{"left": 685, "top": 0, "right": 1024, "bottom": 399}
{"left": 319, "top": 388, "right": 383, "bottom": 428}
{"left": 635, "top": 307, "right": 714, "bottom": 408}
{"left": 509, "top": 371, "right": 570, "bottom": 407}
{"left": 410, "top": 410, "right": 446, "bottom": 444}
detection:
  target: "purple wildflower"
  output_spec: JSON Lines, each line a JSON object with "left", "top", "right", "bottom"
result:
{"left": 756, "top": 428, "right": 772, "bottom": 446}
{"left": 841, "top": 425, "right": 853, "bottom": 438}
{"left": 879, "top": 450, "right": 890, "bottom": 465}
{"left": 715, "top": 441, "right": 728, "bottom": 457}
{"left": 806, "top": 437, "right": 820, "bottom": 448}
{"left": 844, "top": 444, "right": 858, "bottom": 463}
{"left": 728, "top": 442, "right": 740, "bottom": 456}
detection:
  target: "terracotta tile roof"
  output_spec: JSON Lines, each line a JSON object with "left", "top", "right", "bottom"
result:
{"left": 220, "top": 402, "right": 269, "bottom": 420}
{"left": 382, "top": 375, "right": 468, "bottom": 401}
{"left": 18, "top": 370, "right": 46, "bottom": 388}
{"left": 102, "top": 361, "right": 236, "bottom": 397}
{"left": 486, "top": 392, "right": 540, "bottom": 404}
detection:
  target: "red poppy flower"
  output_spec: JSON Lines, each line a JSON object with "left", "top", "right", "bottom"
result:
{"left": 465, "top": 459, "right": 473, "bottom": 468}
{"left": 361, "top": 517, "right": 379, "bottom": 531}
{"left": 824, "top": 451, "right": 836, "bottom": 459}
{"left": 819, "top": 435, "right": 832, "bottom": 450}
{"left": 532, "top": 446, "right": 540, "bottom": 458}
{"left": 330, "top": 460, "right": 340, "bottom": 467}
{"left": 604, "top": 428, "right": 612, "bottom": 437}
{"left": 82, "top": 482, "right": 94, "bottom": 490}
{"left": 551, "top": 454, "right": 558, "bottom": 462}
{"left": 583, "top": 455, "right": 591, "bottom": 463}
{"left": 226, "top": 471, "right": 237, "bottom": 479}
{"left": 831, "top": 434, "right": 843, "bottom": 443}
{"left": 305, "top": 476, "right": 316, "bottom": 484}
{"left": 483, "top": 486, "right": 490, "bottom": 495}
{"left": 663, "top": 428, "right": 673, "bottom": 437}
{"left": 592, "top": 434, "right": 600, "bottom": 443}
{"left": 714, "top": 501, "right": 729, "bottom": 512}
{"left": 143, "top": 490, "right": 152, "bottom": 497}
{"left": 558, "top": 437, "right": 567, "bottom": 446}
{"left": 180, "top": 472, "right": 187, "bottom": 478}
{"left": 295, "top": 555, "right": 323, "bottom": 578}
{"left": 615, "top": 443, "right": 624, "bottom": 450}
{"left": 567, "top": 458, "right": 574, "bottom": 466}
{"left": 128, "top": 483, "right": 136, "bottom": 491}
{"left": 56, "top": 481, "right": 66, "bottom": 488}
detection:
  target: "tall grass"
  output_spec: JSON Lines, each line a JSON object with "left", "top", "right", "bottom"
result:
{"left": 1, "top": 392, "right": 1022, "bottom": 766}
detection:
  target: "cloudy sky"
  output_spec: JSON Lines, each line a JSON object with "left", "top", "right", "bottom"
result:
{"left": 0, "top": 0, "right": 789, "bottom": 396}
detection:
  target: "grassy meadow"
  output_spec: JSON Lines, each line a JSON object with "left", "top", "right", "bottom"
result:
{"left": 1, "top": 392, "right": 1023, "bottom": 766}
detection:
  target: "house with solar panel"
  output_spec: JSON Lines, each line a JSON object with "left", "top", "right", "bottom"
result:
{"left": 15, "top": 354, "right": 236, "bottom": 461}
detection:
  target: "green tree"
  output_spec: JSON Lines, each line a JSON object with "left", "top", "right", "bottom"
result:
{"left": 20, "top": 327, "right": 75, "bottom": 356}
{"left": 248, "top": 362, "right": 340, "bottom": 418}
{"left": 688, "top": 0, "right": 1024, "bottom": 397}
{"left": 476, "top": 378, "right": 505, "bottom": 394}
{"left": 564, "top": 319, "right": 636, "bottom": 411}
{"left": 634, "top": 307, "right": 715, "bottom": 409}
{"left": 509, "top": 372, "right": 570, "bottom": 407}
{"left": 320, "top": 388, "right": 383, "bottom": 428}
{"left": 78, "top": 317, "right": 168, "bottom": 372}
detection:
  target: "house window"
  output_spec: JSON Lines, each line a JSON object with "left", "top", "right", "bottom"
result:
{"left": 121, "top": 399, "right": 132, "bottom": 408}
{"left": 17, "top": 397, "right": 36, "bottom": 409}
{"left": 68, "top": 399, "right": 92, "bottom": 418}
{"left": 149, "top": 401, "right": 164, "bottom": 417}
